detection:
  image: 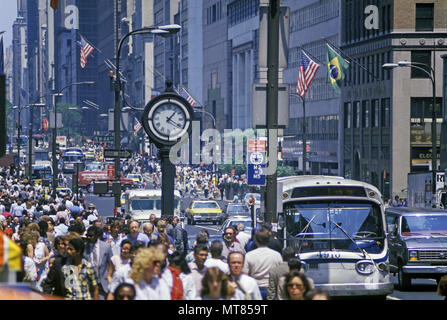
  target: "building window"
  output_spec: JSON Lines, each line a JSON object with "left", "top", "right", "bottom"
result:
{"left": 411, "top": 51, "right": 431, "bottom": 78}
{"left": 381, "top": 98, "right": 390, "bottom": 128}
{"left": 371, "top": 99, "right": 379, "bottom": 128}
{"left": 415, "top": 3, "right": 434, "bottom": 31}
{"left": 344, "top": 102, "right": 351, "bottom": 128}
{"left": 362, "top": 100, "right": 370, "bottom": 128}
{"left": 354, "top": 101, "right": 360, "bottom": 128}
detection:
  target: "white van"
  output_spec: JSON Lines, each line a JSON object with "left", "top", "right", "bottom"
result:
{"left": 124, "top": 189, "right": 181, "bottom": 221}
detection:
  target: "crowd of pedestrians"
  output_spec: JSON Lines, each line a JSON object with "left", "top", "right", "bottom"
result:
{"left": 0, "top": 156, "right": 326, "bottom": 300}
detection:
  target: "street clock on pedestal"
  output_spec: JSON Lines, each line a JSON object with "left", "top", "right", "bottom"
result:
{"left": 141, "top": 92, "right": 194, "bottom": 147}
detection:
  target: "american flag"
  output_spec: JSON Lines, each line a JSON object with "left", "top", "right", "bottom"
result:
{"left": 179, "top": 86, "right": 197, "bottom": 107}
{"left": 134, "top": 118, "right": 142, "bottom": 135}
{"left": 80, "top": 36, "right": 94, "bottom": 69}
{"left": 296, "top": 50, "right": 320, "bottom": 98}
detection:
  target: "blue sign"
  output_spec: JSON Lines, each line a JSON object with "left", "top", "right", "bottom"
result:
{"left": 247, "top": 151, "right": 266, "bottom": 186}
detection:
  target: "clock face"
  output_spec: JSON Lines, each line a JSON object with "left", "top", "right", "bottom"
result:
{"left": 142, "top": 93, "right": 193, "bottom": 145}
{"left": 152, "top": 103, "right": 186, "bottom": 138}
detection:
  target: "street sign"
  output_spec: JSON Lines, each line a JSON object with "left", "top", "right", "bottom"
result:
{"left": 42, "top": 118, "right": 49, "bottom": 132}
{"left": 103, "top": 149, "right": 132, "bottom": 159}
{"left": 107, "top": 165, "right": 115, "bottom": 179}
{"left": 247, "top": 139, "right": 266, "bottom": 186}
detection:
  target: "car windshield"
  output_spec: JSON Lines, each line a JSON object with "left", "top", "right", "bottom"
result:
{"left": 284, "top": 201, "right": 385, "bottom": 254}
{"left": 229, "top": 220, "right": 252, "bottom": 229}
{"left": 401, "top": 215, "right": 447, "bottom": 236}
{"left": 228, "top": 205, "right": 249, "bottom": 213}
{"left": 63, "top": 155, "right": 83, "bottom": 162}
{"left": 193, "top": 202, "right": 219, "bottom": 209}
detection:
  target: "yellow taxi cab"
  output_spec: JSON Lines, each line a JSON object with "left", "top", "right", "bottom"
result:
{"left": 186, "top": 200, "right": 223, "bottom": 225}
{"left": 84, "top": 151, "right": 96, "bottom": 161}
{"left": 127, "top": 173, "right": 144, "bottom": 188}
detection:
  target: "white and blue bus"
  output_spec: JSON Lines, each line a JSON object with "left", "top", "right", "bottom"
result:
{"left": 278, "top": 175, "right": 394, "bottom": 299}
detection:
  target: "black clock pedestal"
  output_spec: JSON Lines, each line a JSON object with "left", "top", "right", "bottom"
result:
{"left": 159, "top": 145, "right": 175, "bottom": 217}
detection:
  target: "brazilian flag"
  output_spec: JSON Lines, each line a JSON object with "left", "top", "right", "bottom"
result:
{"left": 326, "top": 44, "right": 349, "bottom": 95}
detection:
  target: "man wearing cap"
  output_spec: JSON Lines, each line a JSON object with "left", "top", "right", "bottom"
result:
{"left": 88, "top": 203, "right": 99, "bottom": 217}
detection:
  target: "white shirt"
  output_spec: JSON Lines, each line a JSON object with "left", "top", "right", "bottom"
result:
{"left": 229, "top": 274, "right": 262, "bottom": 300}
{"left": 109, "top": 263, "right": 132, "bottom": 294}
{"left": 236, "top": 232, "right": 251, "bottom": 249}
{"left": 107, "top": 235, "right": 123, "bottom": 256}
{"left": 110, "top": 255, "right": 130, "bottom": 273}
{"left": 243, "top": 246, "right": 283, "bottom": 288}
{"left": 204, "top": 258, "right": 229, "bottom": 274}
{"left": 180, "top": 273, "right": 197, "bottom": 300}
{"left": 134, "top": 277, "right": 171, "bottom": 300}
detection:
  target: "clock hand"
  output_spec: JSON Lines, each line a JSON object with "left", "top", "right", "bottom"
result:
{"left": 166, "top": 111, "right": 176, "bottom": 123}
{"left": 167, "top": 118, "right": 183, "bottom": 129}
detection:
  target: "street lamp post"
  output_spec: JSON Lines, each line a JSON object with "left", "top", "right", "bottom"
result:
{"left": 112, "top": 24, "right": 181, "bottom": 216}
{"left": 290, "top": 93, "right": 307, "bottom": 174}
{"left": 52, "top": 81, "right": 95, "bottom": 198}
{"left": 383, "top": 61, "right": 437, "bottom": 171}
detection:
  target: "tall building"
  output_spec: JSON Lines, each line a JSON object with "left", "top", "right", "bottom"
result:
{"left": 202, "top": 0, "right": 229, "bottom": 132}
{"left": 283, "top": 0, "right": 341, "bottom": 175}
{"left": 227, "top": 0, "right": 260, "bottom": 130}
{"left": 340, "top": 0, "right": 447, "bottom": 199}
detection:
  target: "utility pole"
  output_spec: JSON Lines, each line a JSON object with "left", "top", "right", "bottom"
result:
{"left": 113, "top": 0, "right": 122, "bottom": 217}
{"left": 264, "top": 0, "right": 280, "bottom": 224}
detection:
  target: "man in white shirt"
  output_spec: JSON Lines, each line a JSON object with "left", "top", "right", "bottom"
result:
{"left": 242, "top": 228, "right": 283, "bottom": 300}
{"left": 228, "top": 251, "right": 262, "bottom": 300}
{"left": 235, "top": 223, "right": 251, "bottom": 249}
{"left": 204, "top": 240, "right": 229, "bottom": 274}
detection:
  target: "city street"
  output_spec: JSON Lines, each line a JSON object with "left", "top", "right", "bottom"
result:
{"left": 84, "top": 189, "right": 444, "bottom": 300}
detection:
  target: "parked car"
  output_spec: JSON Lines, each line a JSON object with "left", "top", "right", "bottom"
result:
{"left": 186, "top": 200, "right": 223, "bottom": 225}
{"left": 385, "top": 206, "right": 447, "bottom": 290}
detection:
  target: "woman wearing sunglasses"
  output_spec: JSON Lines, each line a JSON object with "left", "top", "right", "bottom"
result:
{"left": 283, "top": 270, "right": 311, "bottom": 300}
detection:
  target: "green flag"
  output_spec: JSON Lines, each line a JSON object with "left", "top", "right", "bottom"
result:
{"left": 326, "top": 44, "right": 349, "bottom": 95}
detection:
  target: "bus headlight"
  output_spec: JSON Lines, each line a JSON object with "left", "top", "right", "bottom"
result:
{"left": 409, "top": 250, "right": 418, "bottom": 261}
{"left": 356, "top": 260, "right": 375, "bottom": 275}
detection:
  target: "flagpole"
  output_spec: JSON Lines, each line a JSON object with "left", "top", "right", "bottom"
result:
{"left": 302, "top": 95, "right": 306, "bottom": 175}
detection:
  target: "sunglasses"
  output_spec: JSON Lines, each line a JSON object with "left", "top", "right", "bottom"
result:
{"left": 224, "top": 232, "right": 234, "bottom": 236}
{"left": 287, "top": 283, "right": 304, "bottom": 289}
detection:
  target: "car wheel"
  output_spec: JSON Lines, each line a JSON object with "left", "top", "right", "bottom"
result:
{"left": 398, "top": 265, "right": 411, "bottom": 291}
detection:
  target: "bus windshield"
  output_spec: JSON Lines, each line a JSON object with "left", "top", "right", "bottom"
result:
{"left": 131, "top": 199, "right": 179, "bottom": 211}
{"left": 284, "top": 201, "right": 385, "bottom": 254}
{"left": 131, "top": 199, "right": 155, "bottom": 210}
